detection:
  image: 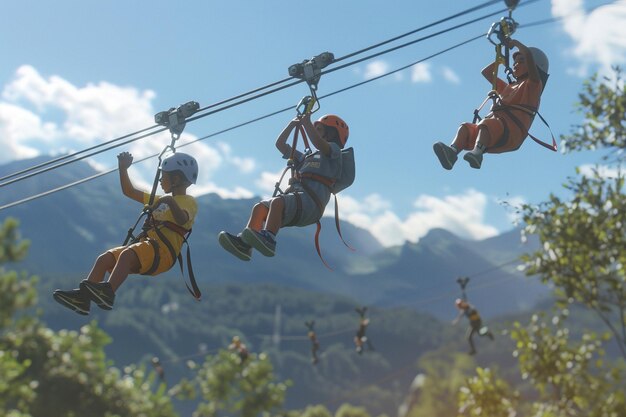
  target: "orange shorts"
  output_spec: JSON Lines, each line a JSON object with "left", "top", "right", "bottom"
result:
{"left": 108, "top": 239, "right": 175, "bottom": 276}
{"left": 459, "top": 115, "right": 525, "bottom": 154}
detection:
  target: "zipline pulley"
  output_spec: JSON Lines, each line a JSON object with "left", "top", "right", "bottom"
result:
{"left": 288, "top": 51, "right": 334, "bottom": 91}
{"left": 123, "top": 100, "right": 200, "bottom": 246}
{"left": 456, "top": 276, "right": 470, "bottom": 301}
{"left": 288, "top": 51, "right": 334, "bottom": 115}
{"left": 154, "top": 100, "right": 200, "bottom": 143}
{"left": 486, "top": 0, "right": 519, "bottom": 85}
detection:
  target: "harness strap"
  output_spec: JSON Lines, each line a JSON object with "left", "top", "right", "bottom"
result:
{"left": 492, "top": 104, "right": 557, "bottom": 151}
{"left": 143, "top": 239, "right": 161, "bottom": 275}
{"left": 159, "top": 223, "right": 201, "bottom": 301}
{"left": 139, "top": 219, "right": 201, "bottom": 300}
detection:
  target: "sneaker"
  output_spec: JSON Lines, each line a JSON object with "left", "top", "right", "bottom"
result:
{"left": 463, "top": 151, "right": 483, "bottom": 169}
{"left": 218, "top": 231, "right": 252, "bottom": 261}
{"left": 433, "top": 142, "right": 458, "bottom": 170}
{"left": 241, "top": 227, "right": 276, "bottom": 257}
{"left": 53, "top": 289, "right": 90, "bottom": 315}
{"left": 80, "top": 280, "right": 115, "bottom": 310}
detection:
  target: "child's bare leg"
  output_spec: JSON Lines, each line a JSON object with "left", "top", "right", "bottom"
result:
{"left": 86, "top": 252, "right": 116, "bottom": 283}
{"left": 265, "top": 197, "right": 285, "bottom": 235}
{"left": 246, "top": 203, "right": 269, "bottom": 231}
{"left": 107, "top": 248, "right": 140, "bottom": 292}
{"left": 450, "top": 125, "right": 470, "bottom": 151}
{"left": 474, "top": 126, "right": 491, "bottom": 152}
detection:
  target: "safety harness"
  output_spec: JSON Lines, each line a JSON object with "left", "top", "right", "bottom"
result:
{"left": 472, "top": 0, "right": 557, "bottom": 152}
{"left": 275, "top": 52, "right": 354, "bottom": 269}
{"left": 272, "top": 108, "right": 354, "bottom": 269}
{"left": 123, "top": 101, "right": 202, "bottom": 300}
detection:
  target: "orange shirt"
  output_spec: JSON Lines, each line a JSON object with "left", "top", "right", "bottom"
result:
{"left": 494, "top": 77, "right": 543, "bottom": 136}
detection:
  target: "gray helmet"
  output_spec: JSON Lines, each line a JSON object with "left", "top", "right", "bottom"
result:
{"left": 514, "top": 47, "right": 549, "bottom": 75}
{"left": 161, "top": 152, "right": 198, "bottom": 184}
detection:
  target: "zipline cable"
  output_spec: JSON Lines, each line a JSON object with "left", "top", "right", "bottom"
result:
{"left": 0, "top": 1, "right": 523, "bottom": 188}
{"left": 0, "top": 33, "right": 487, "bottom": 211}
{"left": 0, "top": 125, "right": 163, "bottom": 184}
{"left": 0, "top": 8, "right": 582, "bottom": 211}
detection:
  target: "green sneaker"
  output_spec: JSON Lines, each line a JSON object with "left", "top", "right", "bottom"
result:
{"left": 241, "top": 228, "right": 276, "bottom": 257}
{"left": 53, "top": 288, "right": 90, "bottom": 315}
{"left": 80, "top": 280, "right": 115, "bottom": 310}
{"left": 433, "top": 142, "right": 458, "bottom": 170}
{"left": 218, "top": 231, "right": 252, "bottom": 261}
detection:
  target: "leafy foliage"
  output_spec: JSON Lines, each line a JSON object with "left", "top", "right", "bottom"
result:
{"left": 510, "top": 313, "right": 625, "bottom": 417}
{"left": 561, "top": 66, "right": 626, "bottom": 158}
{"left": 520, "top": 170, "right": 626, "bottom": 357}
{"left": 172, "top": 349, "right": 290, "bottom": 417}
{"left": 458, "top": 367, "right": 517, "bottom": 417}
{"left": 0, "top": 219, "right": 178, "bottom": 417}
{"left": 0, "top": 218, "right": 30, "bottom": 265}
{"left": 456, "top": 67, "right": 626, "bottom": 417}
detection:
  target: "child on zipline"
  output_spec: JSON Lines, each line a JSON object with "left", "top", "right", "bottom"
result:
{"left": 452, "top": 298, "right": 494, "bottom": 355}
{"left": 305, "top": 320, "right": 321, "bottom": 365}
{"left": 434, "top": 38, "right": 549, "bottom": 170}
{"left": 354, "top": 306, "right": 374, "bottom": 354}
{"left": 218, "top": 112, "right": 349, "bottom": 260}
{"left": 53, "top": 151, "right": 198, "bottom": 315}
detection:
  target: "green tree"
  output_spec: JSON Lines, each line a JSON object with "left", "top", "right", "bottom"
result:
{"left": 334, "top": 403, "right": 371, "bottom": 417}
{"left": 457, "top": 367, "right": 517, "bottom": 417}
{"left": 560, "top": 66, "right": 625, "bottom": 156}
{"left": 520, "top": 67, "right": 626, "bottom": 358}
{"left": 0, "top": 218, "right": 178, "bottom": 417}
{"left": 509, "top": 312, "right": 625, "bottom": 417}
{"left": 459, "top": 66, "right": 626, "bottom": 417}
{"left": 300, "top": 404, "right": 333, "bottom": 417}
{"left": 174, "top": 348, "right": 291, "bottom": 417}
{"left": 0, "top": 218, "right": 30, "bottom": 264}
{"left": 404, "top": 351, "right": 475, "bottom": 417}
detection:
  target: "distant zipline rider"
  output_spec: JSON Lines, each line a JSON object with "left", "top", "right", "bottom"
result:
{"left": 434, "top": 0, "right": 556, "bottom": 170}
{"left": 305, "top": 320, "right": 321, "bottom": 365}
{"left": 451, "top": 277, "right": 494, "bottom": 355}
{"left": 53, "top": 102, "right": 201, "bottom": 315}
{"left": 354, "top": 306, "right": 374, "bottom": 355}
{"left": 218, "top": 52, "right": 355, "bottom": 268}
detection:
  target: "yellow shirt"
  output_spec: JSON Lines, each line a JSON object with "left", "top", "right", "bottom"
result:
{"left": 143, "top": 192, "right": 197, "bottom": 256}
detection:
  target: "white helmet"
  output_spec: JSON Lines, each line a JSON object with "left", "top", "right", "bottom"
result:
{"left": 514, "top": 47, "right": 549, "bottom": 75}
{"left": 161, "top": 152, "right": 198, "bottom": 184}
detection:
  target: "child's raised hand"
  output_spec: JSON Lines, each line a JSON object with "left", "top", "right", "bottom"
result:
{"left": 117, "top": 152, "right": 133, "bottom": 169}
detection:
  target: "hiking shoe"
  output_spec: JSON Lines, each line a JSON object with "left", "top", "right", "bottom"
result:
{"left": 463, "top": 151, "right": 483, "bottom": 169}
{"left": 53, "top": 288, "right": 90, "bottom": 315}
{"left": 241, "top": 227, "right": 276, "bottom": 257}
{"left": 80, "top": 280, "right": 115, "bottom": 310}
{"left": 433, "top": 142, "right": 458, "bottom": 170}
{"left": 218, "top": 231, "right": 252, "bottom": 261}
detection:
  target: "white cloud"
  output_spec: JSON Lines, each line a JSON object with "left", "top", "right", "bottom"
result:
{"left": 496, "top": 194, "right": 527, "bottom": 225}
{"left": 442, "top": 66, "right": 461, "bottom": 84}
{"left": 364, "top": 60, "right": 390, "bottom": 80}
{"left": 2, "top": 65, "right": 156, "bottom": 144}
{"left": 552, "top": 0, "right": 626, "bottom": 73}
{"left": 411, "top": 63, "right": 432, "bottom": 83}
{"left": 255, "top": 169, "right": 285, "bottom": 198}
{"left": 216, "top": 142, "right": 256, "bottom": 173}
{"left": 0, "top": 65, "right": 262, "bottom": 202}
{"left": 327, "top": 190, "right": 498, "bottom": 247}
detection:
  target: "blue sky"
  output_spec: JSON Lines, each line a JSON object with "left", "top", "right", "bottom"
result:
{"left": 1, "top": 0, "right": 625, "bottom": 247}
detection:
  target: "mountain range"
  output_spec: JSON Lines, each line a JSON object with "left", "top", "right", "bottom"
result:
{"left": 0, "top": 155, "right": 549, "bottom": 320}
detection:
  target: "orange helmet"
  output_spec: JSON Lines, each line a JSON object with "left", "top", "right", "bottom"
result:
{"left": 315, "top": 114, "right": 349, "bottom": 146}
